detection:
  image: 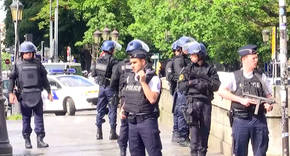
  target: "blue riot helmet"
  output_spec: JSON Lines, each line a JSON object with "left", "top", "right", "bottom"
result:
{"left": 176, "top": 36, "right": 196, "bottom": 51}
{"left": 171, "top": 41, "right": 178, "bottom": 52}
{"left": 184, "top": 42, "right": 207, "bottom": 60}
{"left": 126, "top": 39, "right": 150, "bottom": 54}
{"left": 19, "top": 41, "right": 37, "bottom": 53}
{"left": 199, "top": 43, "right": 207, "bottom": 57}
{"left": 101, "top": 40, "right": 122, "bottom": 53}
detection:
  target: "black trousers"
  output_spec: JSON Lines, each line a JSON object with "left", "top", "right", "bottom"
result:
{"left": 189, "top": 100, "right": 211, "bottom": 155}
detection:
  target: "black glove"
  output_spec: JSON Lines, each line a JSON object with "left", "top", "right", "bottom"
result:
{"left": 193, "top": 78, "right": 209, "bottom": 90}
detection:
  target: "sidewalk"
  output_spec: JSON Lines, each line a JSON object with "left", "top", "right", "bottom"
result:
{"left": 6, "top": 111, "right": 223, "bottom": 156}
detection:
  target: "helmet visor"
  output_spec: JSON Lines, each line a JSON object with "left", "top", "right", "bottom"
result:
{"left": 183, "top": 42, "right": 201, "bottom": 54}
{"left": 113, "top": 41, "right": 122, "bottom": 51}
{"left": 135, "top": 39, "right": 150, "bottom": 52}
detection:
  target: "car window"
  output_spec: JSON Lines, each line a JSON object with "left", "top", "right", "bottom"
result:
{"left": 2, "top": 80, "right": 10, "bottom": 90}
{"left": 56, "top": 76, "right": 93, "bottom": 87}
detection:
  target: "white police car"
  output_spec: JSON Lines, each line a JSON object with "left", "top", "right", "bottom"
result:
{"left": 42, "top": 74, "right": 99, "bottom": 116}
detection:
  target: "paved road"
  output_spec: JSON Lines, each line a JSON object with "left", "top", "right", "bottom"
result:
{"left": 6, "top": 111, "right": 222, "bottom": 156}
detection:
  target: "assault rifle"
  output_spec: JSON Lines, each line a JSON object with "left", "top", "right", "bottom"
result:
{"left": 242, "top": 93, "right": 276, "bottom": 115}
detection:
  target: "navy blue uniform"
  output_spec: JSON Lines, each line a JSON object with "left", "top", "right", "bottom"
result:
{"left": 123, "top": 70, "right": 162, "bottom": 156}
{"left": 110, "top": 58, "right": 132, "bottom": 154}
{"left": 9, "top": 59, "right": 51, "bottom": 139}
{"left": 231, "top": 70, "right": 269, "bottom": 156}
{"left": 93, "top": 53, "right": 119, "bottom": 137}
{"left": 171, "top": 54, "right": 190, "bottom": 144}
{"left": 178, "top": 62, "right": 220, "bottom": 156}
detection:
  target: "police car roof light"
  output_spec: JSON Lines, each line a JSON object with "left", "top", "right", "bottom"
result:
{"left": 48, "top": 68, "right": 76, "bottom": 74}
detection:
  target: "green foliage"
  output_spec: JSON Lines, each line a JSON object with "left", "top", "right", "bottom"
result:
{"left": 1, "top": 52, "right": 12, "bottom": 71}
{"left": 4, "top": 0, "right": 290, "bottom": 65}
{"left": 126, "top": 0, "right": 282, "bottom": 65}
{"left": 7, "top": 113, "right": 22, "bottom": 120}
{"left": 4, "top": 0, "right": 46, "bottom": 47}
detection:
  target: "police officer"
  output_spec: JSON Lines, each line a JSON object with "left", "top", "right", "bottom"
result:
{"left": 218, "top": 44, "right": 273, "bottom": 156}
{"left": 178, "top": 42, "right": 221, "bottom": 156}
{"left": 170, "top": 36, "right": 195, "bottom": 146}
{"left": 165, "top": 40, "right": 180, "bottom": 142}
{"left": 9, "top": 41, "right": 53, "bottom": 149}
{"left": 93, "top": 40, "right": 121, "bottom": 140}
{"left": 121, "top": 40, "right": 162, "bottom": 156}
{"left": 110, "top": 39, "right": 151, "bottom": 156}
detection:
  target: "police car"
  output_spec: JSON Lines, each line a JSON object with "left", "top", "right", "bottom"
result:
{"left": 42, "top": 74, "right": 99, "bottom": 116}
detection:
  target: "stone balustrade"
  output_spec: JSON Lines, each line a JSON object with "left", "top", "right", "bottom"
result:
{"left": 159, "top": 77, "right": 286, "bottom": 156}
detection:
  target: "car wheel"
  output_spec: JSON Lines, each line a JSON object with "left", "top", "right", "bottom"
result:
{"left": 65, "top": 97, "right": 76, "bottom": 116}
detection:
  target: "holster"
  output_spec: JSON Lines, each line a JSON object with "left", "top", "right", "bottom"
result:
{"left": 15, "top": 91, "right": 21, "bottom": 101}
{"left": 108, "top": 94, "right": 119, "bottom": 107}
{"left": 128, "top": 115, "right": 137, "bottom": 124}
{"left": 227, "top": 109, "right": 234, "bottom": 127}
{"left": 183, "top": 99, "right": 201, "bottom": 127}
{"left": 172, "top": 92, "right": 178, "bottom": 113}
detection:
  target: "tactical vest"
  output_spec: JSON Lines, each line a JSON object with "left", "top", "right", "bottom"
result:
{"left": 95, "top": 54, "right": 113, "bottom": 86}
{"left": 172, "top": 55, "right": 189, "bottom": 81}
{"left": 123, "top": 72, "right": 159, "bottom": 114}
{"left": 16, "top": 60, "right": 41, "bottom": 91}
{"left": 119, "top": 59, "right": 132, "bottom": 94}
{"left": 165, "top": 59, "right": 174, "bottom": 81}
{"left": 16, "top": 59, "right": 42, "bottom": 108}
{"left": 231, "top": 70, "right": 265, "bottom": 114}
{"left": 165, "top": 59, "right": 176, "bottom": 95}
{"left": 187, "top": 63, "right": 213, "bottom": 100}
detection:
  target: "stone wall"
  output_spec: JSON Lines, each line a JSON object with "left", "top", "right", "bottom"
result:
{"left": 159, "top": 77, "right": 286, "bottom": 156}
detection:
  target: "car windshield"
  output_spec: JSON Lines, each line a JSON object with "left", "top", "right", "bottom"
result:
{"left": 56, "top": 76, "right": 94, "bottom": 87}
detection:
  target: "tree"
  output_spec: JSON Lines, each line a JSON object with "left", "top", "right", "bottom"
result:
{"left": 9, "top": 0, "right": 290, "bottom": 66}
{"left": 4, "top": 0, "right": 45, "bottom": 48}
{"left": 32, "top": 0, "right": 88, "bottom": 61}
{"left": 126, "top": 0, "right": 288, "bottom": 68}
{"left": 34, "top": 0, "right": 134, "bottom": 60}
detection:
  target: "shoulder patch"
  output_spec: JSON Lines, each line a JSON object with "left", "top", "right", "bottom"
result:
{"left": 179, "top": 74, "right": 184, "bottom": 81}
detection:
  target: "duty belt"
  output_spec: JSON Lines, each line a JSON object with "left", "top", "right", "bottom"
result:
{"left": 233, "top": 108, "right": 264, "bottom": 119}
{"left": 128, "top": 113, "right": 158, "bottom": 124}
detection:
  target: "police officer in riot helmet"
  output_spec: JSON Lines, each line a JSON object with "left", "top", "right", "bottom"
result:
{"left": 9, "top": 41, "right": 53, "bottom": 149}
{"left": 93, "top": 40, "right": 121, "bottom": 140}
{"left": 121, "top": 39, "right": 162, "bottom": 156}
{"left": 165, "top": 40, "right": 181, "bottom": 142}
{"left": 170, "top": 36, "right": 196, "bottom": 147}
{"left": 165, "top": 40, "right": 180, "bottom": 95}
{"left": 110, "top": 39, "right": 152, "bottom": 156}
{"left": 178, "top": 42, "right": 220, "bottom": 156}
{"left": 218, "top": 44, "right": 273, "bottom": 156}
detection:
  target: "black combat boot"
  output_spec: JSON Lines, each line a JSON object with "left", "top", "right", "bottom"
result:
{"left": 198, "top": 151, "right": 206, "bottom": 156}
{"left": 96, "top": 127, "right": 103, "bottom": 140}
{"left": 37, "top": 135, "right": 49, "bottom": 148}
{"left": 171, "top": 132, "right": 181, "bottom": 143}
{"left": 109, "top": 127, "right": 118, "bottom": 140}
{"left": 179, "top": 137, "right": 190, "bottom": 147}
{"left": 120, "top": 148, "right": 126, "bottom": 156}
{"left": 23, "top": 135, "right": 32, "bottom": 149}
{"left": 191, "top": 152, "right": 198, "bottom": 156}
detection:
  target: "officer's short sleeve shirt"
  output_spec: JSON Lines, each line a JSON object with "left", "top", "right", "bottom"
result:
{"left": 134, "top": 75, "right": 161, "bottom": 93}
{"left": 148, "top": 76, "right": 161, "bottom": 93}
{"left": 220, "top": 71, "right": 272, "bottom": 95}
